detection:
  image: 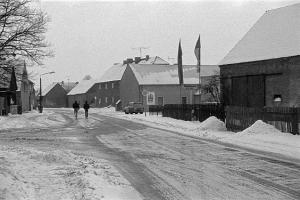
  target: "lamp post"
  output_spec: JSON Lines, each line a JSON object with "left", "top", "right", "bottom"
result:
{"left": 39, "top": 71, "right": 55, "bottom": 113}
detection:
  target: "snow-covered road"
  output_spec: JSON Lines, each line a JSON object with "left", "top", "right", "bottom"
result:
{"left": 0, "top": 109, "right": 300, "bottom": 200}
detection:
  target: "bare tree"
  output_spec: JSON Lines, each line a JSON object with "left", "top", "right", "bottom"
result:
{"left": 203, "top": 71, "right": 220, "bottom": 103}
{"left": 0, "top": 0, "right": 52, "bottom": 63}
{"left": 0, "top": 0, "right": 52, "bottom": 82}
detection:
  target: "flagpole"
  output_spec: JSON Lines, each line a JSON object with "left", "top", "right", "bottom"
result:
{"left": 198, "top": 35, "right": 201, "bottom": 106}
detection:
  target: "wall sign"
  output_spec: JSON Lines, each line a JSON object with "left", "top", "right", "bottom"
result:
{"left": 146, "top": 92, "right": 155, "bottom": 105}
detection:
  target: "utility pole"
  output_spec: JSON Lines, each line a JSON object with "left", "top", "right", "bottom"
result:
{"left": 132, "top": 46, "right": 150, "bottom": 57}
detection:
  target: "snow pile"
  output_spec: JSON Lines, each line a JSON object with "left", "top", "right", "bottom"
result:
{"left": 0, "top": 110, "right": 67, "bottom": 131}
{"left": 198, "top": 116, "right": 227, "bottom": 132}
{"left": 239, "top": 120, "right": 283, "bottom": 135}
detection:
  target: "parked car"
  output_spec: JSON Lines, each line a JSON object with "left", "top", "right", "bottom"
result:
{"left": 124, "top": 102, "right": 144, "bottom": 114}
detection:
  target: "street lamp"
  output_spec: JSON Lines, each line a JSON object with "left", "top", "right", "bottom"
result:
{"left": 39, "top": 71, "right": 55, "bottom": 113}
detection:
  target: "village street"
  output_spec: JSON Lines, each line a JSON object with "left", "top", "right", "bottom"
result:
{"left": 0, "top": 109, "right": 300, "bottom": 200}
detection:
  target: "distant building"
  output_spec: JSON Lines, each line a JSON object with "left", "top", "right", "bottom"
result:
{"left": 219, "top": 3, "right": 300, "bottom": 107}
{"left": 120, "top": 63, "right": 219, "bottom": 109}
{"left": 38, "top": 81, "right": 77, "bottom": 108}
{"left": 0, "top": 67, "right": 17, "bottom": 115}
{"left": 67, "top": 79, "right": 98, "bottom": 107}
{"left": 15, "top": 63, "right": 35, "bottom": 112}
{"left": 91, "top": 55, "right": 169, "bottom": 110}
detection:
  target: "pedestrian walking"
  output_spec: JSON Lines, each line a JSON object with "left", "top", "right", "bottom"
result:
{"left": 72, "top": 100, "right": 80, "bottom": 119}
{"left": 83, "top": 101, "right": 90, "bottom": 119}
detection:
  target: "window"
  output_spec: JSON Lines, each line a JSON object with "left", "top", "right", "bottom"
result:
{"left": 111, "top": 97, "right": 114, "bottom": 103}
{"left": 182, "top": 97, "right": 187, "bottom": 104}
{"left": 112, "top": 82, "right": 114, "bottom": 89}
{"left": 105, "top": 97, "right": 108, "bottom": 103}
{"left": 98, "top": 98, "right": 101, "bottom": 104}
{"left": 105, "top": 83, "right": 108, "bottom": 89}
{"left": 158, "top": 96, "right": 164, "bottom": 105}
{"left": 99, "top": 84, "right": 101, "bottom": 90}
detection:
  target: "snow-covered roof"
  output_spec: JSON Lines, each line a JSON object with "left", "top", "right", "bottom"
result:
{"left": 219, "top": 3, "right": 300, "bottom": 65}
{"left": 129, "top": 64, "right": 219, "bottom": 85}
{"left": 99, "top": 63, "right": 126, "bottom": 83}
{"left": 61, "top": 82, "right": 78, "bottom": 93}
{"left": 67, "top": 79, "right": 97, "bottom": 95}
{"left": 41, "top": 82, "right": 59, "bottom": 96}
{"left": 138, "top": 56, "right": 169, "bottom": 65}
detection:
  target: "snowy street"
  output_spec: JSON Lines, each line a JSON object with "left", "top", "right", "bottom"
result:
{"left": 0, "top": 108, "right": 300, "bottom": 200}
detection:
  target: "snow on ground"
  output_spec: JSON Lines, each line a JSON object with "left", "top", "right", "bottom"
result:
{"left": 95, "top": 107, "right": 300, "bottom": 161}
{"left": 0, "top": 110, "right": 67, "bottom": 130}
{"left": 0, "top": 145, "right": 142, "bottom": 200}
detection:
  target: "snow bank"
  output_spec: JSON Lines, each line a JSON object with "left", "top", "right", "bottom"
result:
{"left": 198, "top": 116, "right": 227, "bottom": 131}
{"left": 0, "top": 110, "right": 67, "bottom": 130}
{"left": 239, "top": 120, "right": 283, "bottom": 135}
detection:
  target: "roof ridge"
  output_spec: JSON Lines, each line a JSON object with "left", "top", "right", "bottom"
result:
{"left": 266, "top": 2, "right": 300, "bottom": 13}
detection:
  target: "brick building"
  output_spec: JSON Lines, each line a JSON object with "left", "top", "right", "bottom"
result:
{"left": 120, "top": 63, "right": 219, "bottom": 110}
{"left": 219, "top": 3, "right": 300, "bottom": 107}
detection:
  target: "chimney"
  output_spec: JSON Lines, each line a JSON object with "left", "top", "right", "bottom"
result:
{"left": 145, "top": 55, "right": 150, "bottom": 60}
{"left": 134, "top": 57, "right": 141, "bottom": 64}
{"left": 61, "top": 81, "right": 64, "bottom": 86}
{"left": 123, "top": 60, "right": 127, "bottom": 65}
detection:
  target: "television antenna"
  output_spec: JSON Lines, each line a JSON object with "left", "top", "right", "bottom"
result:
{"left": 132, "top": 46, "right": 150, "bottom": 57}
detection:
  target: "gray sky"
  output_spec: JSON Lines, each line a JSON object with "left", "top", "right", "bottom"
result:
{"left": 34, "top": 0, "right": 299, "bottom": 87}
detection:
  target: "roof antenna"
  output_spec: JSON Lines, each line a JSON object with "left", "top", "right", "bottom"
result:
{"left": 132, "top": 46, "right": 150, "bottom": 57}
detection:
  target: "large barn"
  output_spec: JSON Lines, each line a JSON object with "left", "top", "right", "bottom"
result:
{"left": 219, "top": 3, "right": 300, "bottom": 107}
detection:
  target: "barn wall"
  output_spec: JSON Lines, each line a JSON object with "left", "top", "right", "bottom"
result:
{"left": 220, "top": 56, "right": 299, "bottom": 107}
{"left": 288, "top": 56, "right": 300, "bottom": 107}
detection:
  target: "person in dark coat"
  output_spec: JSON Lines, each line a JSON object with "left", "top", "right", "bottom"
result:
{"left": 72, "top": 101, "right": 80, "bottom": 119}
{"left": 83, "top": 101, "right": 90, "bottom": 119}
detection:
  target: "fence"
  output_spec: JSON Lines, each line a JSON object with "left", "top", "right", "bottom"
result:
{"left": 148, "top": 105, "right": 164, "bottom": 115}
{"left": 162, "top": 104, "right": 225, "bottom": 122}
{"left": 225, "top": 106, "right": 299, "bottom": 135}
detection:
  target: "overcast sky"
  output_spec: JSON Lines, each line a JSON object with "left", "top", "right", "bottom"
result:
{"left": 33, "top": 0, "right": 299, "bottom": 87}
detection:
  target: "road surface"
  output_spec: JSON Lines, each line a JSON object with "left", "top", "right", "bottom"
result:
{"left": 1, "top": 109, "right": 300, "bottom": 200}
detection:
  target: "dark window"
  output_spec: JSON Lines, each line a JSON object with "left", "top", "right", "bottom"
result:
{"left": 182, "top": 97, "right": 187, "bottom": 104}
{"left": 158, "top": 97, "right": 164, "bottom": 105}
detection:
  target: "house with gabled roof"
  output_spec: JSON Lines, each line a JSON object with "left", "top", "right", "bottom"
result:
{"left": 15, "top": 62, "right": 35, "bottom": 112}
{"left": 138, "top": 55, "right": 169, "bottom": 65}
{"left": 39, "top": 82, "right": 67, "bottom": 108}
{"left": 67, "top": 79, "right": 98, "bottom": 107}
{"left": 120, "top": 63, "right": 219, "bottom": 109}
{"left": 219, "top": 3, "right": 300, "bottom": 107}
{"left": 91, "top": 56, "right": 169, "bottom": 109}
{"left": 0, "top": 67, "right": 17, "bottom": 115}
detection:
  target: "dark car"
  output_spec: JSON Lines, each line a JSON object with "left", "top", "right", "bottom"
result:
{"left": 124, "top": 102, "right": 144, "bottom": 114}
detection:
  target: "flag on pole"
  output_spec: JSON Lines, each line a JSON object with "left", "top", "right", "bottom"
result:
{"left": 194, "top": 34, "right": 201, "bottom": 72}
{"left": 177, "top": 40, "right": 183, "bottom": 85}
